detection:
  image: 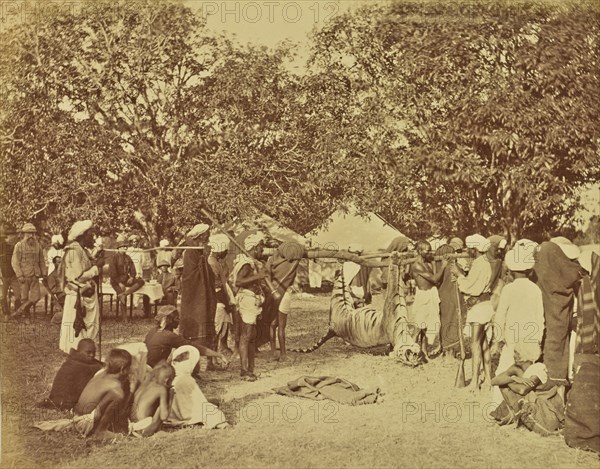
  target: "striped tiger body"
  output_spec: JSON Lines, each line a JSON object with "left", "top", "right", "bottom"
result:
{"left": 291, "top": 255, "right": 423, "bottom": 366}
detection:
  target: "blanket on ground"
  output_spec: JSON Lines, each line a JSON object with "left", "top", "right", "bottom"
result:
{"left": 273, "top": 376, "right": 383, "bottom": 405}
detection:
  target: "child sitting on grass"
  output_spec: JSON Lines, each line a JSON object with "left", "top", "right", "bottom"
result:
{"left": 130, "top": 360, "right": 175, "bottom": 437}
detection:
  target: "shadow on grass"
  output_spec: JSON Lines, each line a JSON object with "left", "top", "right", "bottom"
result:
{"left": 219, "top": 392, "right": 274, "bottom": 424}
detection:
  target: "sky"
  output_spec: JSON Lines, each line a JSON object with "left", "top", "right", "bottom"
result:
{"left": 184, "top": 0, "right": 373, "bottom": 46}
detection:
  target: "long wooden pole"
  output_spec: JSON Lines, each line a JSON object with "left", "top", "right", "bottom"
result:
{"left": 104, "top": 246, "right": 469, "bottom": 267}
{"left": 200, "top": 208, "right": 280, "bottom": 296}
{"left": 454, "top": 281, "right": 466, "bottom": 388}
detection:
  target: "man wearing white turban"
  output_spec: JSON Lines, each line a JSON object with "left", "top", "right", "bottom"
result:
{"left": 451, "top": 233, "right": 502, "bottom": 393}
{"left": 47, "top": 234, "right": 64, "bottom": 275}
{"left": 231, "top": 232, "right": 267, "bottom": 381}
{"left": 59, "top": 220, "right": 104, "bottom": 353}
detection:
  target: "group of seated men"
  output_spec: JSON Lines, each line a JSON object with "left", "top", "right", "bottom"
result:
{"left": 38, "top": 305, "right": 229, "bottom": 438}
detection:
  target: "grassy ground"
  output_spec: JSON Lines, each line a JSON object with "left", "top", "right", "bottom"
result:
{"left": 1, "top": 294, "right": 598, "bottom": 469}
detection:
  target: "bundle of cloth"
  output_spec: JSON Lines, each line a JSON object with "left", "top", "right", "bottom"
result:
{"left": 274, "top": 376, "right": 383, "bottom": 405}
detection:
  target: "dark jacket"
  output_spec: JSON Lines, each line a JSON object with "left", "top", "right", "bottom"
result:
{"left": 108, "top": 251, "right": 137, "bottom": 285}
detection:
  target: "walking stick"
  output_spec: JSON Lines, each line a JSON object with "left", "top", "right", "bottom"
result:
{"left": 98, "top": 270, "right": 103, "bottom": 361}
{"left": 454, "top": 280, "right": 466, "bottom": 388}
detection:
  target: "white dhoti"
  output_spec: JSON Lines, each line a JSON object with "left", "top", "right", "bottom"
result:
{"left": 308, "top": 260, "right": 322, "bottom": 288}
{"left": 279, "top": 289, "right": 293, "bottom": 314}
{"left": 214, "top": 303, "right": 232, "bottom": 335}
{"left": 166, "top": 346, "right": 228, "bottom": 429}
{"left": 412, "top": 287, "right": 440, "bottom": 342}
{"left": 59, "top": 293, "right": 100, "bottom": 354}
{"left": 34, "top": 409, "right": 96, "bottom": 437}
{"left": 466, "top": 300, "right": 494, "bottom": 325}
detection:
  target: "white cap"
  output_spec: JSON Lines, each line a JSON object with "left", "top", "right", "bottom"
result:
{"left": 550, "top": 236, "right": 580, "bottom": 260}
{"left": 187, "top": 223, "right": 209, "bottom": 239}
{"left": 578, "top": 249, "right": 598, "bottom": 274}
{"left": 465, "top": 234, "right": 490, "bottom": 253}
{"left": 348, "top": 243, "right": 364, "bottom": 254}
{"left": 51, "top": 234, "right": 64, "bottom": 245}
{"left": 244, "top": 232, "right": 265, "bottom": 251}
{"left": 159, "top": 239, "right": 170, "bottom": 247}
{"left": 68, "top": 220, "right": 93, "bottom": 242}
{"left": 504, "top": 248, "right": 535, "bottom": 272}
{"left": 209, "top": 234, "right": 229, "bottom": 253}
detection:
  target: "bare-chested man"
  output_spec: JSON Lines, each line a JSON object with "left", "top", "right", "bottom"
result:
{"left": 75, "top": 348, "right": 132, "bottom": 436}
{"left": 409, "top": 240, "right": 448, "bottom": 360}
{"left": 130, "top": 360, "right": 175, "bottom": 436}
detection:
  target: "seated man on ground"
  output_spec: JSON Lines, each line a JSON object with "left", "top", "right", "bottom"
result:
{"left": 42, "top": 338, "right": 103, "bottom": 410}
{"left": 166, "top": 345, "right": 228, "bottom": 429}
{"left": 490, "top": 341, "right": 564, "bottom": 436}
{"left": 130, "top": 360, "right": 175, "bottom": 437}
{"left": 145, "top": 305, "right": 228, "bottom": 368}
{"left": 74, "top": 348, "right": 133, "bottom": 436}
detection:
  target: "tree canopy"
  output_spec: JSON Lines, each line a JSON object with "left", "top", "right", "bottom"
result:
{"left": 1, "top": 0, "right": 598, "bottom": 243}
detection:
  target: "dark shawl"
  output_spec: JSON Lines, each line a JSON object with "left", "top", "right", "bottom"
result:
{"left": 257, "top": 241, "right": 305, "bottom": 347}
{"left": 435, "top": 244, "right": 465, "bottom": 351}
{"left": 180, "top": 247, "right": 216, "bottom": 347}
{"left": 534, "top": 241, "right": 582, "bottom": 382}
{"left": 48, "top": 349, "right": 103, "bottom": 410}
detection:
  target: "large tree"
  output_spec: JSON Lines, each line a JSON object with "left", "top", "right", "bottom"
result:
{"left": 0, "top": 0, "right": 340, "bottom": 239}
{"left": 308, "top": 0, "right": 600, "bottom": 240}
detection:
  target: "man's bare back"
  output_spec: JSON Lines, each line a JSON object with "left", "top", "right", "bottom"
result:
{"left": 132, "top": 381, "right": 168, "bottom": 422}
{"left": 75, "top": 371, "right": 125, "bottom": 416}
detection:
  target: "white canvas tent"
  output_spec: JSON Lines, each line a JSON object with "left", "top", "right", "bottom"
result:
{"left": 224, "top": 212, "right": 308, "bottom": 245}
{"left": 306, "top": 204, "right": 404, "bottom": 252}
{"left": 305, "top": 204, "right": 407, "bottom": 288}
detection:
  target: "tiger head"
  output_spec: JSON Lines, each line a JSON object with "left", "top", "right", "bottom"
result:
{"left": 390, "top": 344, "right": 424, "bottom": 367}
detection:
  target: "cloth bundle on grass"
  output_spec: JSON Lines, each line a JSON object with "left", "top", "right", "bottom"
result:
{"left": 274, "top": 376, "right": 383, "bottom": 405}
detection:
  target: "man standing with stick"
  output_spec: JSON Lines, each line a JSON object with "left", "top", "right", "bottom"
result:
{"left": 409, "top": 240, "right": 448, "bottom": 361}
{"left": 59, "top": 220, "right": 104, "bottom": 354}
{"left": 231, "top": 233, "right": 268, "bottom": 381}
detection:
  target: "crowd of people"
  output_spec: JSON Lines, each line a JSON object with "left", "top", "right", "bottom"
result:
{"left": 1, "top": 219, "right": 598, "bottom": 450}
{"left": 2, "top": 218, "right": 301, "bottom": 438}
{"left": 386, "top": 232, "right": 598, "bottom": 450}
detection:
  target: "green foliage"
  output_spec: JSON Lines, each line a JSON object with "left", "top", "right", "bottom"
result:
{"left": 1, "top": 0, "right": 598, "bottom": 243}
{"left": 307, "top": 0, "right": 600, "bottom": 240}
